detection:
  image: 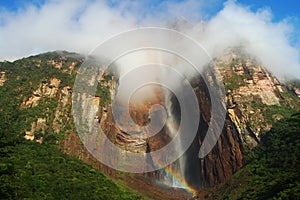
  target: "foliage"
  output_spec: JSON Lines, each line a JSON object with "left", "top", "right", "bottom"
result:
{"left": 223, "top": 72, "right": 247, "bottom": 91}
{"left": 286, "top": 79, "right": 300, "bottom": 89}
{"left": 248, "top": 100, "right": 296, "bottom": 126}
{"left": 95, "top": 84, "right": 111, "bottom": 106}
{"left": 210, "top": 113, "right": 300, "bottom": 200}
{"left": 0, "top": 139, "right": 141, "bottom": 200}
{"left": 96, "top": 74, "right": 112, "bottom": 106}
{"left": 0, "top": 52, "right": 141, "bottom": 200}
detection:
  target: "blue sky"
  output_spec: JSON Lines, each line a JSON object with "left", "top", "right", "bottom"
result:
{"left": 238, "top": 0, "right": 300, "bottom": 21}
{"left": 1, "top": 0, "right": 298, "bottom": 46}
{"left": 1, "top": 0, "right": 299, "bottom": 21}
{"left": 0, "top": 0, "right": 299, "bottom": 37}
{"left": 0, "top": 0, "right": 299, "bottom": 33}
{"left": 0, "top": 0, "right": 45, "bottom": 11}
{"left": 0, "top": 0, "right": 299, "bottom": 79}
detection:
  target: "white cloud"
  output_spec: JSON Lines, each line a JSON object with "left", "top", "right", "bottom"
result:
{"left": 0, "top": 0, "right": 299, "bottom": 79}
{"left": 0, "top": 0, "right": 136, "bottom": 60}
{"left": 197, "top": 1, "right": 300, "bottom": 79}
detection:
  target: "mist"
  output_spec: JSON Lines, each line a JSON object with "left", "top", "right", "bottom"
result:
{"left": 0, "top": 0, "right": 299, "bottom": 79}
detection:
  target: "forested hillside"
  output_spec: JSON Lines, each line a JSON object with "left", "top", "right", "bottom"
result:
{"left": 0, "top": 52, "right": 141, "bottom": 200}
{"left": 206, "top": 113, "right": 300, "bottom": 200}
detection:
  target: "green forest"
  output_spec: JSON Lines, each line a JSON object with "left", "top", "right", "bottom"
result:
{"left": 209, "top": 113, "right": 300, "bottom": 200}
{"left": 0, "top": 140, "right": 140, "bottom": 200}
{"left": 0, "top": 52, "right": 140, "bottom": 200}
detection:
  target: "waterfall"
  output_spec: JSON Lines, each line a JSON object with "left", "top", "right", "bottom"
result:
{"left": 153, "top": 88, "right": 201, "bottom": 193}
{"left": 160, "top": 92, "right": 187, "bottom": 189}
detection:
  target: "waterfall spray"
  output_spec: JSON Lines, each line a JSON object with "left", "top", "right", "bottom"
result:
{"left": 159, "top": 90, "right": 188, "bottom": 189}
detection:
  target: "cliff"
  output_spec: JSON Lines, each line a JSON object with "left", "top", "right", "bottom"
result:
{"left": 90, "top": 47, "right": 300, "bottom": 189}
{"left": 1, "top": 49, "right": 299, "bottom": 198}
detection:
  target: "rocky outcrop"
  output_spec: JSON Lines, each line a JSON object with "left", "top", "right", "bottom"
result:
{"left": 193, "top": 48, "right": 300, "bottom": 187}
{"left": 0, "top": 71, "right": 6, "bottom": 86}
{"left": 24, "top": 118, "right": 47, "bottom": 143}
{"left": 47, "top": 57, "right": 67, "bottom": 70}
{"left": 295, "top": 88, "right": 300, "bottom": 97}
{"left": 288, "top": 81, "right": 300, "bottom": 98}
{"left": 46, "top": 53, "right": 82, "bottom": 74}
{"left": 94, "top": 72, "right": 149, "bottom": 153}
{"left": 52, "top": 86, "right": 73, "bottom": 133}
{"left": 216, "top": 49, "right": 299, "bottom": 144}
{"left": 21, "top": 76, "right": 75, "bottom": 142}
{"left": 21, "top": 78, "right": 61, "bottom": 108}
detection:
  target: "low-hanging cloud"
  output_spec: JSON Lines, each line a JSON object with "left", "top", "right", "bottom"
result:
{"left": 0, "top": 0, "right": 299, "bottom": 79}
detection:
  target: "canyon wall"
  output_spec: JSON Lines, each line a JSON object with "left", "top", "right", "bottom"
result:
{"left": 15, "top": 50, "right": 300, "bottom": 194}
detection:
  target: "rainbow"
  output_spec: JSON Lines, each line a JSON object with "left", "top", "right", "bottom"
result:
{"left": 161, "top": 165, "right": 197, "bottom": 195}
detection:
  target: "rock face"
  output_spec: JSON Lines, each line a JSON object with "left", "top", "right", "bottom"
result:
{"left": 85, "top": 62, "right": 244, "bottom": 188}
{"left": 86, "top": 48, "right": 300, "bottom": 189}
{"left": 21, "top": 78, "right": 61, "bottom": 108}
{"left": 12, "top": 50, "right": 299, "bottom": 195}
{"left": 190, "top": 74, "right": 245, "bottom": 188}
{"left": 20, "top": 76, "right": 73, "bottom": 140}
{"left": 194, "top": 48, "right": 300, "bottom": 187}
{"left": 52, "top": 86, "right": 73, "bottom": 133}
{"left": 18, "top": 53, "right": 82, "bottom": 143}
{"left": 24, "top": 118, "right": 47, "bottom": 142}
{"left": 217, "top": 49, "right": 299, "bottom": 144}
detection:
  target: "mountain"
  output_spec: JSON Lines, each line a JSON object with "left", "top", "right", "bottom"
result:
{"left": 0, "top": 49, "right": 299, "bottom": 199}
